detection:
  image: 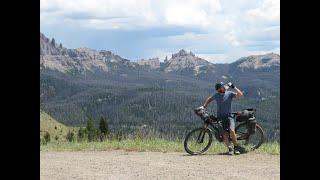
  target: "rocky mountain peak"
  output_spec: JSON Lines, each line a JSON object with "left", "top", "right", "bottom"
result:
{"left": 164, "top": 56, "right": 168, "bottom": 62}
{"left": 40, "top": 33, "right": 64, "bottom": 55}
{"left": 99, "top": 50, "right": 113, "bottom": 56}
{"left": 163, "top": 49, "right": 215, "bottom": 76}
{"left": 233, "top": 53, "right": 280, "bottom": 70}
{"left": 136, "top": 58, "right": 160, "bottom": 69}
{"left": 40, "top": 33, "right": 135, "bottom": 73}
{"left": 172, "top": 49, "right": 195, "bottom": 58}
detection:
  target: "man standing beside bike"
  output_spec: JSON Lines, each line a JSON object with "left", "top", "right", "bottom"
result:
{"left": 202, "top": 82, "right": 243, "bottom": 155}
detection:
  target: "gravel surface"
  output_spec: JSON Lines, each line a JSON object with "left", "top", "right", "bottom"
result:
{"left": 40, "top": 151, "right": 280, "bottom": 180}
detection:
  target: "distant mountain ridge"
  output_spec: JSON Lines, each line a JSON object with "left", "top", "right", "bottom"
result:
{"left": 136, "top": 58, "right": 160, "bottom": 70}
{"left": 40, "top": 33, "right": 138, "bottom": 74}
{"left": 231, "top": 53, "right": 280, "bottom": 71}
{"left": 40, "top": 33, "right": 279, "bottom": 79}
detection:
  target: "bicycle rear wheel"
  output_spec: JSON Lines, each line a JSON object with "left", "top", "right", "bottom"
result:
{"left": 184, "top": 127, "right": 213, "bottom": 155}
{"left": 235, "top": 123, "right": 265, "bottom": 151}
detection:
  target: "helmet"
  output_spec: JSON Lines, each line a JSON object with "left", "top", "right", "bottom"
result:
{"left": 215, "top": 82, "right": 225, "bottom": 90}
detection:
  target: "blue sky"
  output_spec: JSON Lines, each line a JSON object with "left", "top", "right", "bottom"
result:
{"left": 40, "top": 0, "right": 279, "bottom": 63}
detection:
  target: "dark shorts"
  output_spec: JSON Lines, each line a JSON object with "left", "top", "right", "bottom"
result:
{"left": 218, "top": 117, "right": 235, "bottom": 133}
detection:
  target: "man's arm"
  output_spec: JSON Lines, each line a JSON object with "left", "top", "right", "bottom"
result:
{"left": 227, "top": 82, "right": 243, "bottom": 98}
{"left": 203, "top": 96, "right": 214, "bottom": 108}
{"left": 234, "top": 87, "right": 243, "bottom": 98}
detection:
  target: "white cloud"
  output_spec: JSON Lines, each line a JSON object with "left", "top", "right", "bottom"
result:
{"left": 163, "top": 0, "right": 221, "bottom": 27}
{"left": 41, "top": 0, "right": 280, "bottom": 63}
{"left": 41, "top": 0, "right": 152, "bottom": 28}
{"left": 41, "top": 0, "right": 223, "bottom": 29}
{"left": 245, "top": 0, "right": 280, "bottom": 23}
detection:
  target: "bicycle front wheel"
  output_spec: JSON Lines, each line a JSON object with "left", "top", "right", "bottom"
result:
{"left": 184, "top": 127, "right": 213, "bottom": 155}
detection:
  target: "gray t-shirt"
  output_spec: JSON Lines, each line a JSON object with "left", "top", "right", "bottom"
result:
{"left": 213, "top": 91, "right": 236, "bottom": 118}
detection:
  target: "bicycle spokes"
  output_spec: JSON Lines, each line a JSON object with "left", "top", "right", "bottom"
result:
{"left": 197, "top": 131, "right": 205, "bottom": 143}
{"left": 185, "top": 128, "right": 212, "bottom": 154}
{"left": 236, "top": 123, "right": 265, "bottom": 151}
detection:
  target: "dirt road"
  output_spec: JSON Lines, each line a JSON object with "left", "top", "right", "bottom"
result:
{"left": 41, "top": 151, "right": 279, "bottom": 180}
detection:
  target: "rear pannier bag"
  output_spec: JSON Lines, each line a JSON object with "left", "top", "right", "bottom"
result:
{"left": 236, "top": 109, "right": 255, "bottom": 122}
{"left": 247, "top": 119, "right": 257, "bottom": 134}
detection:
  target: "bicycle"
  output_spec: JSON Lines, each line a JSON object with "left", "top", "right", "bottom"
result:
{"left": 184, "top": 106, "right": 265, "bottom": 155}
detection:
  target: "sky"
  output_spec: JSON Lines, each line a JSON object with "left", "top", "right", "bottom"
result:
{"left": 40, "top": 0, "right": 280, "bottom": 63}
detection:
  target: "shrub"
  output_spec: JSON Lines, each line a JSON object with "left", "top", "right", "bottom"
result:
{"left": 77, "top": 127, "right": 87, "bottom": 141}
{"left": 66, "top": 131, "right": 75, "bottom": 142}
{"left": 99, "top": 117, "right": 109, "bottom": 136}
{"left": 86, "top": 118, "right": 97, "bottom": 142}
{"left": 114, "top": 129, "right": 126, "bottom": 141}
{"left": 43, "top": 132, "right": 50, "bottom": 144}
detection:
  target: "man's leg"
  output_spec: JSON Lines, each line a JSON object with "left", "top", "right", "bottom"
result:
{"left": 221, "top": 119, "right": 231, "bottom": 147}
{"left": 229, "top": 129, "right": 237, "bottom": 145}
{"left": 223, "top": 132, "right": 233, "bottom": 155}
{"left": 229, "top": 117, "right": 240, "bottom": 155}
{"left": 221, "top": 119, "right": 233, "bottom": 155}
{"left": 223, "top": 132, "right": 231, "bottom": 147}
{"left": 228, "top": 117, "right": 237, "bottom": 144}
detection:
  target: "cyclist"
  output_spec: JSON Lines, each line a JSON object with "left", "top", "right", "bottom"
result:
{"left": 202, "top": 82, "right": 243, "bottom": 155}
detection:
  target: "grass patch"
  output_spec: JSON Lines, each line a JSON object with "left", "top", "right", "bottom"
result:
{"left": 40, "top": 110, "right": 74, "bottom": 143}
{"left": 40, "top": 138, "right": 279, "bottom": 155}
{"left": 41, "top": 138, "right": 183, "bottom": 152}
{"left": 255, "top": 142, "right": 280, "bottom": 155}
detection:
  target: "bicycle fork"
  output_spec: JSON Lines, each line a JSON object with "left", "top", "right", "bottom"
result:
{"left": 197, "top": 123, "right": 208, "bottom": 143}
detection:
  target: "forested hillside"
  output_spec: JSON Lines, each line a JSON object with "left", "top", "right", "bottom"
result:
{"left": 40, "top": 33, "right": 280, "bottom": 141}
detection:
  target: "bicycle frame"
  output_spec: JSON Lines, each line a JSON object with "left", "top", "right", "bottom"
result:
{"left": 201, "top": 119, "right": 249, "bottom": 142}
{"left": 201, "top": 120, "right": 223, "bottom": 142}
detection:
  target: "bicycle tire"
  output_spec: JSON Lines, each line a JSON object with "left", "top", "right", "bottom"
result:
{"left": 235, "top": 123, "right": 265, "bottom": 150}
{"left": 184, "top": 127, "right": 213, "bottom": 155}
